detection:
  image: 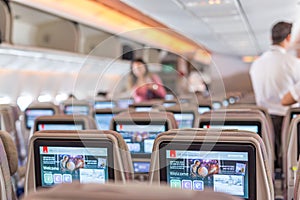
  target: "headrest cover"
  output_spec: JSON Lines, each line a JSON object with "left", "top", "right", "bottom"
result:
{"left": 0, "top": 131, "right": 18, "bottom": 175}
{"left": 23, "top": 182, "right": 241, "bottom": 200}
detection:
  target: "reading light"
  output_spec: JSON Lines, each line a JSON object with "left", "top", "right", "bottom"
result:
{"left": 242, "top": 56, "right": 258, "bottom": 63}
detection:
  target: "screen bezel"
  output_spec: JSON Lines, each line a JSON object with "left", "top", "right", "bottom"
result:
{"left": 159, "top": 141, "right": 256, "bottom": 200}
{"left": 34, "top": 138, "right": 115, "bottom": 188}
{"left": 35, "top": 120, "right": 86, "bottom": 131}
{"left": 172, "top": 112, "right": 195, "bottom": 128}
{"left": 25, "top": 108, "right": 55, "bottom": 129}
{"left": 199, "top": 121, "right": 262, "bottom": 137}
{"left": 290, "top": 112, "right": 300, "bottom": 122}
{"left": 63, "top": 105, "right": 90, "bottom": 115}
{"left": 113, "top": 120, "right": 168, "bottom": 158}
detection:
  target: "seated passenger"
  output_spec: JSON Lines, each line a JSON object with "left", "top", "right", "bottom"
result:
{"left": 127, "top": 59, "right": 166, "bottom": 103}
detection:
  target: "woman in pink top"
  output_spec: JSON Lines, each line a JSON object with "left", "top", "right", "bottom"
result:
{"left": 128, "top": 59, "right": 166, "bottom": 103}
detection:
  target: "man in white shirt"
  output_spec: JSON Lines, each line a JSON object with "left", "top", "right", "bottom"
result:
{"left": 281, "top": 82, "right": 300, "bottom": 105}
{"left": 250, "top": 21, "right": 300, "bottom": 171}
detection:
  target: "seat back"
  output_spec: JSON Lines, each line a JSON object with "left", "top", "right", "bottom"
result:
{"left": 111, "top": 111, "right": 177, "bottom": 180}
{"left": 22, "top": 102, "right": 59, "bottom": 147}
{"left": 23, "top": 182, "right": 241, "bottom": 200}
{"left": 94, "top": 108, "right": 125, "bottom": 130}
{"left": 0, "top": 104, "right": 27, "bottom": 162}
{"left": 116, "top": 98, "right": 134, "bottom": 109}
{"left": 24, "top": 130, "right": 133, "bottom": 195}
{"left": 199, "top": 109, "right": 274, "bottom": 175}
{"left": 61, "top": 99, "right": 91, "bottom": 116}
{"left": 0, "top": 130, "right": 18, "bottom": 200}
{"left": 285, "top": 116, "right": 300, "bottom": 199}
{"left": 160, "top": 104, "right": 199, "bottom": 128}
{"left": 33, "top": 115, "right": 97, "bottom": 132}
{"left": 149, "top": 129, "right": 274, "bottom": 200}
{"left": 282, "top": 107, "right": 300, "bottom": 184}
{"left": 294, "top": 160, "right": 300, "bottom": 200}
{"left": 93, "top": 100, "right": 117, "bottom": 109}
{"left": 129, "top": 100, "right": 164, "bottom": 112}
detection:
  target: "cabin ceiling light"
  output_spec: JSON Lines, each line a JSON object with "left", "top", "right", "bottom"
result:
{"left": 12, "top": 0, "right": 211, "bottom": 64}
{"left": 17, "top": 95, "right": 33, "bottom": 111}
{"left": 0, "top": 96, "right": 11, "bottom": 104}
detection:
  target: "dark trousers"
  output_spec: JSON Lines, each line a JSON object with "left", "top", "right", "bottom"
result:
{"left": 271, "top": 115, "right": 284, "bottom": 170}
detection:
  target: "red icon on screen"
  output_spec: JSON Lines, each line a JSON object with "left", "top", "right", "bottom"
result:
{"left": 43, "top": 146, "right": 48, "bottom": 153}
{"left": 170, "top": 150, "right": 176, "bottom": 158}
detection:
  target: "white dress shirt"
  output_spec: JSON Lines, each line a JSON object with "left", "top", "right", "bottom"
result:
{"left": 250, "top": 45, "right": 300, "bottom": 116}
{"left": 290, "top": 82, "right": 300, "bottom": 102}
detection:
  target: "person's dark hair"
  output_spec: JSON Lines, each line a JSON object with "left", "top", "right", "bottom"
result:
{"left": 272, "top": 21, "right": 292, "bottom": 44}
{"left": 130, "top": 58, "right": 149, "bottom": 84}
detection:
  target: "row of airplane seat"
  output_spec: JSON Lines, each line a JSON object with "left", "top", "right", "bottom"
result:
{"left": 20, "top": 129, "right": 274, "bottom": 199}
{"left": 0, "top": 130, "right": 18, "bottom": 200}
{"left": 2, "top": 98, "right": 300, "bottom": 199}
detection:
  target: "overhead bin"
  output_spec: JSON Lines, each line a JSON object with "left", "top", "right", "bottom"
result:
{"left": 0, "top": 0, "right": 12, "bottom": 43}
{"left": 10, "top": 2, "right": 78, "bottom": 52}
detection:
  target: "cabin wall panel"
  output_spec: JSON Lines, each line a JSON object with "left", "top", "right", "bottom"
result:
{"left": 210, "top": 53, "right": 253, "bottom": 93}
{"left": 12, "top": 20, "right": 37, "bottom": 45}
{"left": 36, "top": 20, "right": 78, "bottom": 52}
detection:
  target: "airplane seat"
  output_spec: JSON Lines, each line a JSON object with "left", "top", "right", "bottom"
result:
{"left": 23, "top": 182, "right": 241, "bottom": 200}
{"left": 22, "top": 102, "right": 59, "bottom": 147}
{"left": 24, "top": 130, "right": 133, "bottom": 196}
{"left": 285, "top": 116, "right": 300, "bottom": 200}
{"left": 61, "top": 99, "right": 92, "bottom": 116}
{"left": 282, "top": 108, "right": 300, "bottom": 186}
{"left": 293, "top": 160, "right": 300, "bottom": 200}
{"left": 111, "top": 111, "right": 177, "bottom": 181}
{"left": 0, "top": 130, "right": 19, "bottom": 200}
{"left": 94, "top": 108, "right": 126, "bottom": 130}
{"left": 199, "top": 109, "right": 275, "bottom": 177}
{"left": 159, "top": 104, "right": 200, "bottom": 128}
{"left": 149, "top": 129, "right": 274, "bottom": 200}
{"left": 129, "top": 99, "right": 165, "bottom": 112}
{"left": 32, "top": 115, "right": 98, "bottom": 133}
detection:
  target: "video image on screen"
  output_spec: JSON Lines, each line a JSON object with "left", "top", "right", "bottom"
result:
{"left": 135, "top": 107, "right": 152, "bottom": 112}
{"left": 64, "top": 105, "right": 89, "bottom": 115}
{"left": 94, "top": 101, "right": 116, "bottom": 109}
{"left": 95, "top": 113, "right": 115, "bottom": 130}
{"left": 25, "top": 109, "right": 54, "bottom": 129}
{"left": 37, "top": 146, "right": 109, "bottom": 187}
{"left": 115, "top": 123, "right": 166, "bottom": 154}
{"left": 117, "top": 99, "right": 134, "bottom": 109}
{"left": 202, "top": 124, "right": 258, "bottom": 134}
{"left": 198, "top": 106, "right": 211, "bottom": 114}
{"left": 37, "top": 123, "right": 84, "bottom": 131}
{"left": 173, "top": 113, "right": 194, "bottom": 128}
{"left": 165, "top": 150, "right": 249, "bottom": 198}
{"left": 133, "top": 162, "right": 150, "bottom": 173}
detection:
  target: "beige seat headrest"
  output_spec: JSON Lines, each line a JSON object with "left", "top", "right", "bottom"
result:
{"left": 23, "top": 182, "right": 241, "bottom": 200}
{"left": 0, "top": 131, "right": 18, "bottom": 175}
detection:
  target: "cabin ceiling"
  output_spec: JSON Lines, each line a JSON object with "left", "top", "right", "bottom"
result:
{"left": 121, "top": 0, "right": 300, "bottom": 56}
